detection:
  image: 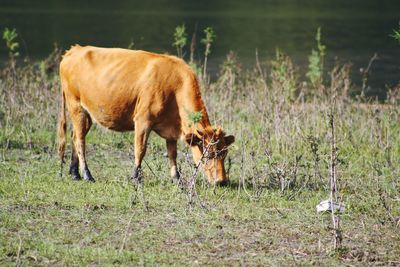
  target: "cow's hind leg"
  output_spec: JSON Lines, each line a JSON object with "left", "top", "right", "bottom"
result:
{"left": 132, "top": 119, "right": 151, "bottom": 183}
{"left": 166, "top": 140, "right": 180, "bottom": 182}
{"left": 69, "top": 133, "right": 81, "bottom": 180}
{"left": 69, "top": 103, "right": 94, "bottom": 182}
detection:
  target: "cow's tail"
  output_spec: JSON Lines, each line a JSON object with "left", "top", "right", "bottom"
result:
{"left": 57, "top": 87, "right": 67, "bottom": 176}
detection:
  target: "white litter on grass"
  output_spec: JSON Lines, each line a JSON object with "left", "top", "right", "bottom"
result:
{"left": 316, "top": 199, "right": 345, "bottom": 213}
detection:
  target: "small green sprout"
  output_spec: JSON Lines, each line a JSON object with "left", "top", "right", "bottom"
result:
{"left": 391, "top": 25, "right": 400, "bottom": 44}
{"left": 201, "top": 27, "right": 215, "bottom": 57}
{"left": 201, "top": 27, "right": 216, "bottom": 78}
{"left": 187, "top": 110, "right": 202, "bottom": 126}
{"left": 2, "top": 28, "right": 19, "bottom": 58}
{"left": 173, "top": 24, "right": 187, "bottom": 58}
{"left": 306, "top": 27, "right": 326, "bottom": 87}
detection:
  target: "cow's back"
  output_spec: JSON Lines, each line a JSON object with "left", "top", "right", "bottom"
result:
{"left": 60, "top": 46, "right": 189, "bottom": 132}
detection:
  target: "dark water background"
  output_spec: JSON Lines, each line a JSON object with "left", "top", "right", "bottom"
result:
{"left": 1, "top": 0, "right": 399, "bottom": 97}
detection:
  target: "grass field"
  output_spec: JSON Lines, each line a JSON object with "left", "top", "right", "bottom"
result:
{"left": 1, "top": 49, "right": 399, "bottom": 266}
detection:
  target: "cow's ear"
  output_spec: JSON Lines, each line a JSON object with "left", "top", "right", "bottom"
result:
{"left": 196, "top": 129, "right": 204, "bottom": 137}
{"left": 224, "top": 135, "right": 235, "bottom": 147}
{"left": 215, "top": 126, "right": 222, "bottom": 137}
{"left": 185, "top": 133, "right": 202, "bottom": 146}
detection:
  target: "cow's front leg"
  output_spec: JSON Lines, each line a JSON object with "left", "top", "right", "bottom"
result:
{"left": 132, "top": 165, "right": 142, "bottom": 183}
{"left": 166, "top": 140, "right": 180, "bottom": 182}
{"left": 132, "top": 120, "right": 151, "bottom": 183}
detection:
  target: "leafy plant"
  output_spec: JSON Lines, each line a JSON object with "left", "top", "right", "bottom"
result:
{"left": 201, "top": 27, "right": 215, "bottom": 57}
{"left": 201, "top": 27, "right": 216, "bottom": 78}
{"left": 2, "top": 27, "right": 19, "bottom": 58}
{"left": 218, "top": 51, "right": 240, "bottom": 94}
{"left": 186, "top": 110, "right": 202, "bottom": 125}
{"left": 391, "top": 23, "right": 400, "bottom": 44}
{"left": 306, "top": 27, "right": 326, "bottom": 88}
{"left": 172, "top": 24, "right": 187, "bottom": 58}
{"left": 270, "top": 49, "right": 297, "bottom": 102}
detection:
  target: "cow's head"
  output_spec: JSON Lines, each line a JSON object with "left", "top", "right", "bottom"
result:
{"left": 185, "top": 126, "right": 235, "bottom": 185}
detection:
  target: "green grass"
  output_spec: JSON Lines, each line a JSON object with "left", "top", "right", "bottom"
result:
{"left": 1, "top": 146, "right": 399, "bottom": 265}
{"left": 1, "top": 49, "right": 399, "bottom": 265}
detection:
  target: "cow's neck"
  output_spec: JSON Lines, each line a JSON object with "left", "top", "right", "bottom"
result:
{"left": 177, "top": 78, "right": 213, "bottom": 164}
{"left": 177, "top": 73, "right": 212, "bottom": 137}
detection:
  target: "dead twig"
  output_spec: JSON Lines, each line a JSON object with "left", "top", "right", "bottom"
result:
{"left": 361, "top": 53, "right": 378, "bottom": 97}
{"left": 15, "top": 235, "right": 23, "bottom": 267}
{"left": 119, "top": 214, "right": 134, "bottom": 254}
{"left": 329, "top": 107, "right": 342, "bottom": 249}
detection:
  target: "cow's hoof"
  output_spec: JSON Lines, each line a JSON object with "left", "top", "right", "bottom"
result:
{"left": 132, "top": 167, "right": 142, "bottom": 184}
{"left": 69, "top": 168, "right": 82, "bottom": 180}
{"left": 72, "top": 175, "right": 82, "bottom": 181}
{"left": 171, "top": 172, "right": 181, "bottom": 184}
{"left": 83, "top": 169, "right": 95, "bottom": 182}
{"left": 216, "top": 180, "right": 229, "bottom": 187}
{"left": 83, "top": 175, "right": 96, "bottom": 183}
{"left": 85, "top": 177, "right": 96, "bottom": 183}
{"left": 132, "top": 176, "right": 142, "bottom": 185}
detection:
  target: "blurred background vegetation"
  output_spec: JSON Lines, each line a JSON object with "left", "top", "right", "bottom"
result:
{"left": 1, "top": 0, "right": 400, "bottom": 97}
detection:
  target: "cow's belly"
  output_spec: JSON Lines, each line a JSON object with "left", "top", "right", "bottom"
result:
{"left": 82, "top": 100, "right": 135, "bottom": 132}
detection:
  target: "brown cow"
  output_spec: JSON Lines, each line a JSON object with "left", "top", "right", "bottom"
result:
{"left": 57, "top": 45, "right": 235, "bottom": 185}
